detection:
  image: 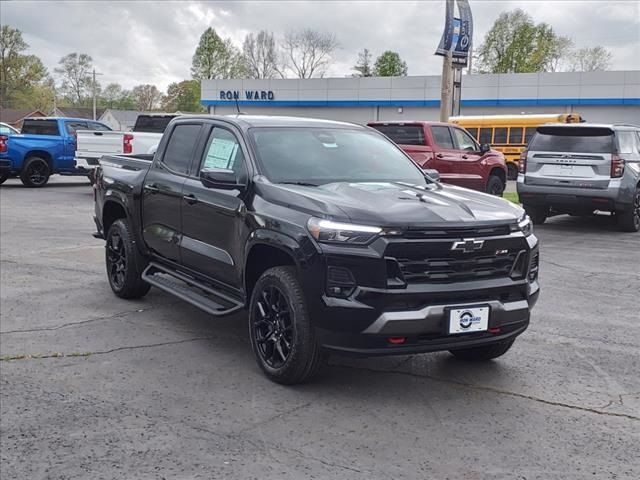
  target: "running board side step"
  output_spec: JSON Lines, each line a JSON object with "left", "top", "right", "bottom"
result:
{"left": 142, "top": 262, "right": 243, "bottom": 317}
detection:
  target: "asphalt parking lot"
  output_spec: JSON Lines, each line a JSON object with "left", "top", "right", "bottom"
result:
{"left": 1, "top": 177, "right": 639, "bottom": 480}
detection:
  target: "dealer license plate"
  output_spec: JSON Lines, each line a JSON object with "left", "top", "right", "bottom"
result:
{"left": 448, "top": 306, "right": 489, "bottom": 334}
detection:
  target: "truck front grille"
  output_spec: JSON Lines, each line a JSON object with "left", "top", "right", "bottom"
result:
{"left": 396, "top": 252, "right": 520, "bottom": 283}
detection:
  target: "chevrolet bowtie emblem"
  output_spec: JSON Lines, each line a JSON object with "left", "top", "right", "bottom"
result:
{"left": 451, "top": 239, "right": 484, "bottom": 253}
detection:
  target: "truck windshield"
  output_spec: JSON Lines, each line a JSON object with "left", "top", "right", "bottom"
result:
{"left": 531, "top": 127, "right": 614, "bottom": 153}
{"left": 21, "top": 120, "right": 59, "bottom": 136}
{"left": 250, "top": 127, "right": 428, "bottom": 186}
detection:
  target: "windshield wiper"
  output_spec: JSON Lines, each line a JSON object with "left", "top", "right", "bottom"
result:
{"left": 278, "top": 181, "right": 319, "bottom": 187}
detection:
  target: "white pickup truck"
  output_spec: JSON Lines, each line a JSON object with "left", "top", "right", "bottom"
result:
{"left": 76, "top": 114, "right": 178, "bottom": 167}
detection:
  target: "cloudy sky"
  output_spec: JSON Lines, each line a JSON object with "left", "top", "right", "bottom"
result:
{"left": 3, "top": 0, "right": 639, "bottom": 90}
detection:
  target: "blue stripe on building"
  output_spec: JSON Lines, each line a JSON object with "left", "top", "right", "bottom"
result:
{"left": 202, "top": 98, "right": 640, "bottom": 108}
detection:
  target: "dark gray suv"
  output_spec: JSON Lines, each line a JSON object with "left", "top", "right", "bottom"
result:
{"left": 517, "top": 123, "right": 640, "bottom": 232}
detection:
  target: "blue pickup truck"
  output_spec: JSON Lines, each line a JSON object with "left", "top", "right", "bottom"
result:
{"left": 0, "top": 117, "right": 112, "bottom": 187}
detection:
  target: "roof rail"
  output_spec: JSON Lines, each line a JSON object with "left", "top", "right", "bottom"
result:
{"left": 613, "top": 123, "right": 640, "bottom": 128}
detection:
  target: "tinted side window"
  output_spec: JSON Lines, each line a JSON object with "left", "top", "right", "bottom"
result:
{"left": 65, "top": 121, "right": 89, "bottom": 134}
{"left": 509, "top": 127, "right": 524, "bottom": 144}
{"left": 493, "top": 127, "right": 508, "bottom": 144}
{"left": 162, "top": 124, "right": 202, "bottom": 175}
{"left": 479, "top": 128, "right": 492, "bottom": 144}
{"left": 21, "top": 120, "right": 59, "bottom": 135}
{"left": 452, "top": 128, "right": 477, "bottom": 151}
{"left": 370, "top": 125, "right": 425, "bottom": 146}
{"left": 200, "top": 127, "right": 247, "bottom": 179}
{"left": 431, "top": 126, "right": 454, "bottom": 149}
{"left": 90, "top": 122, "right": 111, "bottom": 131}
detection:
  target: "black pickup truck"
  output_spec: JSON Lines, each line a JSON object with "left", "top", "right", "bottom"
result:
{"left": 93, "top": 115, "right": 540, "bottom": 384}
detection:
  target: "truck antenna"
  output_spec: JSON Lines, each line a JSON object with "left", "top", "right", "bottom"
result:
{"left": 234, "top": 94, "right": 245, "bottom": 115}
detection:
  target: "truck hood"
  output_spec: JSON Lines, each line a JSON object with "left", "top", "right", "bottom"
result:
{"left": 257, "top": 180, "right": 524, "bottom": 227}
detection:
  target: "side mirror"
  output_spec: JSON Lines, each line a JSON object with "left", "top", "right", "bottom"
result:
{"left": 424, "top": 169, "right": 441, "bottom": 182}
{"left": 480, "top": 143, "right": 491, "bottom": 154}
{"left": 200, "top": 168, "right": 244, "bottom": 190}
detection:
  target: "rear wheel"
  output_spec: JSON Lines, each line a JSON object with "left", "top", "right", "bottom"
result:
{"left": 507, "top": 163, "right": 518, "bottom": 181}
{"left": 486, "top": 175, "right": 504, "bottom": 196}
{"left": 524, "top": 204, "right": 549, "bottom": 225}
{"left": 20, "top": 157, "right": 50, "bottom": 187}
{"left": 0, "top": 173, "right": 8, "bottom": 185}
{"left": 617, "top": 186, "right": 640, "bottom": 232}
{"left": 105, "top": 218, "right": 151, "bottom": 299}
{"left": 449, "top": 338, "right": 515, "bottom": 361}
{"left": 249, "top": 266, "right": 323, "bottom": 385}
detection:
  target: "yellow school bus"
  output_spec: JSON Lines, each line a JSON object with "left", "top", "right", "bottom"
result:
{"left": 450, "top": 113, "right": 584, "bottom": 179}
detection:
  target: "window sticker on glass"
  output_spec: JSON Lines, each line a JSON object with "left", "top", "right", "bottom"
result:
{"left": 204, "top": 138, "right": 238, "bottom": 169}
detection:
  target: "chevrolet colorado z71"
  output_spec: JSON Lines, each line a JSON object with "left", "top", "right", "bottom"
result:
{"left": 93, "top": 115, "right": 540, "bottom": 384}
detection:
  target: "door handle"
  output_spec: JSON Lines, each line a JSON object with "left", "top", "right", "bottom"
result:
{"left": 183, "top": 193, "right": 198, "bottom": 205}
{"left": 144, "top": 184, "right": 159, "bottom": 193}
{"left": 436, "top": 153, "right": 444, "bottom": 159}
{"left": 462, "top": 154, "right": 469, "bottom": 159}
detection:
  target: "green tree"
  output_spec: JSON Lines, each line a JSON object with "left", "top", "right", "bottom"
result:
{"left": 352, "top": 48, "right": 373, "bottom": 77}
{"left": 192, "top": 27, "right": 247, "bottom": 79}
{"left": 162, "top": 80, "right": 202, "bottom": 112}
{"left": 569, "top": 46, "right": 612, "bottom": 72}
{"left": 373, "top": 51, "right": 408, "bottom": 76}
{"left": 476, "top": 9, "right": 572, "bottom": 73}
{"left": 55, "top": 53, "right": 93, "bottom": 105}
{"left": 0, "top": 25, "right": 49, "bottom": 108}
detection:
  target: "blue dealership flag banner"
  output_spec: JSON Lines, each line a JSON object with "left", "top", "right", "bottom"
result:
{"left": 453, "top": 0, "right": 473, "bottom": 58}
{"left": 435, "top": 0, "right": 455, "bottom": 56}
{"left": 435, "top": 0, "right": 473, "bottom": 59}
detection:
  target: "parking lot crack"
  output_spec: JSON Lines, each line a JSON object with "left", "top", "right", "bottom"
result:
{"left": 331, "top": 363, "right": 640, "bottom": 421}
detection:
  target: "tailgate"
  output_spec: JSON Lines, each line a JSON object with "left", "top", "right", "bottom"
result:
{"left": 76, "top": 131, "right": 124, "bottom": 158}
{"left": 525, "top": 126, "right": 614, "bottom": 189}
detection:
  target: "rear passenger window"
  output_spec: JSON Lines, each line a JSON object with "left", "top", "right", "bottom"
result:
{"left": 493, "top": 128, "right": 508, "bottom": 144}
{"left": 524, "top": 127, "right": 537, "bottom": 144}
{"left": 162, "top": 124, "right": 202, "bottom": 175}
{"left": 431, "top": 126, "right": 454, "bottom": 149}
{"left": 479, "top": 128, "right": 492, "bottom": 145}
{"left": 21, "top": 120, "right": 59, "bottom": 135}
{"left": 508, "top": 127, "right": 524, "bottom": 144}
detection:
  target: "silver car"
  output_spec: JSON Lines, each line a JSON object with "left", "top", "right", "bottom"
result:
{"left": 517, "top": 123, "right": 640, "bottom": 232}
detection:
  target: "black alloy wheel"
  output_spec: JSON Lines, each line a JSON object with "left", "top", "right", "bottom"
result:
{"left": 252, "top": 285, "right": 294, "bottom": 369}
{"left": 20, "top": 157, "right": 50, "bottom": 187}
{"left": 486, "top": 175, "right": 504, "bottom": 196}
{"left": 107, "top": 230, "right": 127, "bottom": 290}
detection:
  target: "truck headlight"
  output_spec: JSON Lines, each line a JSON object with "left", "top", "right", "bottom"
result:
{"left": 307, "top": 218, "right": 382, "bottom": 244}
{"left": 511, "top": 214, "right": 533, "bottom": 236}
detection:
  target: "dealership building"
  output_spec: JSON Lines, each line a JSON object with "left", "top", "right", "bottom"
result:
{"left": 201, "top": 70, "right": 639, "bottom": 125}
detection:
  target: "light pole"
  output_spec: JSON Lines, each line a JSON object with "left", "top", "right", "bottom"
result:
{"left": 92, "top": 68, "right": 103, "bottom": 120}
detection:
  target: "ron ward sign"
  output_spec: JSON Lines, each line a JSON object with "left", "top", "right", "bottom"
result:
{"left": 219, "top": 90, "right": 275, "bottom": 101}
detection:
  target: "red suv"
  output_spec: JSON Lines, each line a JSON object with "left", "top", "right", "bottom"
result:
{"left": 368, "top": 121, "right": 508, "bottom": 196}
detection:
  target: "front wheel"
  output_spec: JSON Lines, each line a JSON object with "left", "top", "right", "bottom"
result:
{"left": 20, "top": 157, "right": 50, "bottom": 187}
{"left": 449, "top": 338, "right": 515, "bottom": 361}
{"left": 105, "top": 219, "right": 151, "bottom": 299}
{"left": 486, "top": 175, "right": 504, "bottom": 196}
{"left": 248, "top": 266, "right": 323, "bottom": 385}
{"left": 617, "top": 186, "right": 640, "bottom": 232}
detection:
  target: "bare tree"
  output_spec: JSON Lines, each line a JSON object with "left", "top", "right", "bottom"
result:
{"left": 243, "top": 30, "right": 280, "bottom": 79}
{"left": 281, "top": 29, "right": 339, "bottom": 78}
{"left": 131, "top": 84, "right": 163, "bottom": 110}
{"left": 54, "top": 53, "right": 93, "bottom": 105}
{"left": 569, "top": 46, "right": 613, "bottom": 72}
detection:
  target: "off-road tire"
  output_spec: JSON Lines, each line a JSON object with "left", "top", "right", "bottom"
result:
{"left": 249, "top": 266, "right": 323, "bottom": 385}
{"left": 449, "top": 338, "right": 515, "bottom": 361}
{"left": 19, "top": 156, "right": 51, "bottom": 187}
{"left": 486, "top": 175, "right": 504, "bottom": 196}
{"left": 105, "top": 218, "right": 151, "bottom": 299}
{"left": 524, "top": 204, "right": 549, "bottom": 225}
{"left": 617, "top": 186, "right": 640, "bottom": 232}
